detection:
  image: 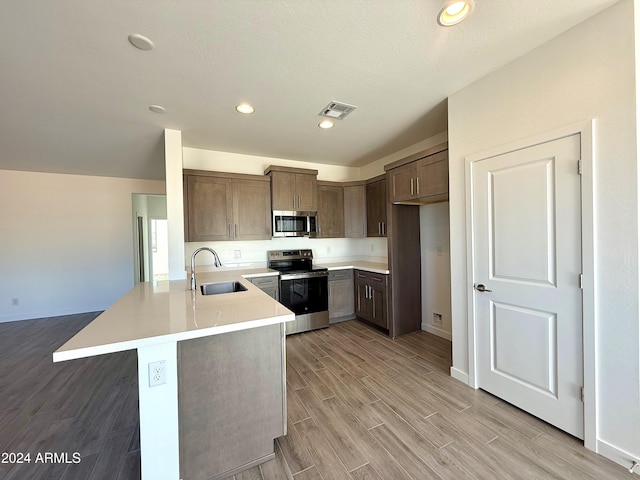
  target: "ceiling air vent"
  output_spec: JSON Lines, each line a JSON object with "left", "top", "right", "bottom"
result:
{"left": 319, "top": 101, "right": 357, "bottom": 120}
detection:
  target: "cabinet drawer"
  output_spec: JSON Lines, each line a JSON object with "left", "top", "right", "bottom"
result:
{"left": 249, "top": 276, "right": 279, "bottom": 288}
{"left": 329, "top": 269, "right": 353, "bottom": 281}
{"left": 355, "top": 270, "right": 388, "bottom": 285}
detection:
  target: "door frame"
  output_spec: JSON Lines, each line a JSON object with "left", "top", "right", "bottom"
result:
{"left": 464, "top": 120, "right": 596, "bottom": 450}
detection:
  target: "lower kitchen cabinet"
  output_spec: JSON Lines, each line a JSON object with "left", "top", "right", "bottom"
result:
{"left": 249, "top": 275, "right": 279, "bottom": 301}
{"left": 354, "top": 270, "right": 389, "bottom": 330}
{"left": 328, "top": 269, "right": 354, "bottom": 322}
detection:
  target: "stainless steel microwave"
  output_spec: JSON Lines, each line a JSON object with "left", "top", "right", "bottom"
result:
{"left": 272, "top": 211, "right": 317, "bottom": 237}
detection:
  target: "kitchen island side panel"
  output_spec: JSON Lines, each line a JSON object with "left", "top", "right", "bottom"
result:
{"left": 177, "top": 323, "right": 285, "bottom": 480}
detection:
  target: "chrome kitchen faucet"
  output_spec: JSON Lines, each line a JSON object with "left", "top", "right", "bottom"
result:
{"left": 190, "top": 247, "right": 222, "bottom": 291}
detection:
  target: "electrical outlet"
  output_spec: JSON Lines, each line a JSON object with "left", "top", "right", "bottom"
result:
{"left": 148, "top": 360, "right": 166, "bottom": 387}
{"left": 234, "top": 250, "right": 241, "bottom": 259}
{"left": 433, "top": 313, "right": 443, "bottom": 326}
{"left": 11, "top": 298, "right": 19, "bottom": 306}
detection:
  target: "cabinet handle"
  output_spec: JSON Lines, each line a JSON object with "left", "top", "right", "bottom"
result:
{"left": 362, "top": 224, "right": 365, "bottom": 237}
{"left": 410, "top": 178, "right": 414, "bottom": 196}
{"left": 416, "top": 177, "right": 420, "bottom": 195}
{"left": 381, "top": 222, "right": 385, "bottom": 236}
{"left": 229, "top": 224, "right": 233, "bottom": 239}
{"left": 372, "top": 288, "right": 376, "bottom": 317}
{"left": 235, "top": 224, "right": 238, "bottom": 238}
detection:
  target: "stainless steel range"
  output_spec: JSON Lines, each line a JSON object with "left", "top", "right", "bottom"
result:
{"left": 267, "top": 249, "right": 329, "bottom": 335}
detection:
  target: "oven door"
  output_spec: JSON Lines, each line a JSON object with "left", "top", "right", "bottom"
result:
{"left": 279, "top": 272, "right": 328, "bottom": 315}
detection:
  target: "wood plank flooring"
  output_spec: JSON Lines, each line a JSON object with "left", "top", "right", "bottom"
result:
{"left": 0, "top": 315, "right": 630, "bottom": 479}
{"left": 0, "top": 312, "right": 139, "bottom": 480}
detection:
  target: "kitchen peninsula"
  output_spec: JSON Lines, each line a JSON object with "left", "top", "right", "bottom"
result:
{"left": 53, "top": 270, "right": 294, "bottom": 480}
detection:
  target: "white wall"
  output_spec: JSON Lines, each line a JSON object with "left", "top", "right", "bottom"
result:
{"left": 420, "top": 202, "right": 451, "bottom": 339}
{"left": 448, "top": 0, "right": 638, "bottom": 464}
{"left": 0, "top": 169, "right": 165, "bottom": 322}
{"left": 359, "top": 131, "right": 448, "bottom": 180}
{"left": 184, "top": 148, "right": 360, "bottom": 182}
{"left": 165, "top": 129, "right": 187, "bottom": 280}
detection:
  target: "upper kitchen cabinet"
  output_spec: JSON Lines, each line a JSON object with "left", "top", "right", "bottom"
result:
{"left": 366, "top": 175, "right": 387, "bottom": 237}
{"left": 317, "top": 182, "right": 344, "bottom": 238}
{"left": 386, "top": 142, "right": 449, "bottom": 205}
{"left": 343, "top": 182, "right": 366, "bottom": 238}
{"left": 184, "top": 170, "right": 271, "bottom": 242}
{"left": 265, "top": 166, "right": 318, "bottom": 211}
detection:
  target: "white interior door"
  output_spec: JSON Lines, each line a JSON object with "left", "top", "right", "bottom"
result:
{"left": 471, "top": 134, "right": 583, "bottom": 439}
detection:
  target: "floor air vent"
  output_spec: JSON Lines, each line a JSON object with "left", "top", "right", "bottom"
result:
{"left": 319, "top": 101, "right": 357, "bottom": 120}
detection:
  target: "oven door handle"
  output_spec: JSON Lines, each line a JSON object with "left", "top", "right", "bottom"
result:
{"left": 279, "top": 272, "right": 329, "bottom": 281}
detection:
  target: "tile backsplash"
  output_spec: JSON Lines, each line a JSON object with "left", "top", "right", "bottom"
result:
{"left": 185, "top": 237, "right": 388, "bottom": 268}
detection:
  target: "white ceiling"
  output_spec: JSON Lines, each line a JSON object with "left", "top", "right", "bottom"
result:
{"left": 0, "top": 0, "right": 620, "bottom": 180}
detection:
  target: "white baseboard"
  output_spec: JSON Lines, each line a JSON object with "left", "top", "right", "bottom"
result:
{"left": 597, "top": 439, "right": 640, "bottom": 475}
{"left": 421, "top": 322, "right": 452, "bottom": 340}
{"left": 0, "top": 305, "right": 108, "bottom": 323}
{"left": 450, "top": 366, "right": 469, "bottom": 385}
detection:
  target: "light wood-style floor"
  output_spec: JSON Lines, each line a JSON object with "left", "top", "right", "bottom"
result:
{"left": 0, "top": 314, "right": 630, "bottom": 479}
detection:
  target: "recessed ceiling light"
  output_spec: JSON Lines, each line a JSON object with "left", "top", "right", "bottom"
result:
{"left": 437, "top": 0, "right": 474, "bottom": 27}
{"left": 235, "top": 103, "right": 255, "bottom": 114}
{"left": 318, "top": 120, "right": 334, "bottom": 129}
{"left": 149, "top": 105, "right": 167, "bottom": 114}
{"left": 128, "top": 34, "right": 154, "bottom": 51}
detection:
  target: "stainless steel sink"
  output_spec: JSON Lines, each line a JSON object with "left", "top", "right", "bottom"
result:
{"left": 200, "top": 281, "right": 248, "bottom": 296}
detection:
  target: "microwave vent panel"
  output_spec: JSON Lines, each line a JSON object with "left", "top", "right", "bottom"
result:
{"left": 319, "top": 101, "right": 357, "bottom": 120}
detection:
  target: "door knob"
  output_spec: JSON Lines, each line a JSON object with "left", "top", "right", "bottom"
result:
{"left": 476, "top": 284, "right": 492, "bottom": 292}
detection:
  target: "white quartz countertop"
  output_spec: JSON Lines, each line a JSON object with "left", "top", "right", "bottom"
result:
{"left": 53, "top": 269, "right": 293, "bottom": 363}
{"left": 316, "top": 261, "right": 389, "bottom": 275}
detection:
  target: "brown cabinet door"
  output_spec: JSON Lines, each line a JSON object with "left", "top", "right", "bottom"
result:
{"left": 185, "top": 175, "right": 233, "bottom": 241}
{"left": 270, "top": 171, "right": 317, "bottom": 211}
{"left": 416, "top": 150, "right": 449, "bottom": 198}
{"left": 295, "top": 173, "right": 317, "bottom": 211}
{"left": 270, "top": 171, "right": 296, "bottom": 210}
{"left": 344, "top": 185, "right": 366, "bottom": 238}
{"left": 354, "top": 277, "right": 371, "bottom": 320}
{"left": 317, "top": 184, "right": 344, "bottom": 238}
{"left": 370, "top": 283, "right": 388, "bottom": 329}
{"left": 389, "top": 162, "right": 417, "bottom": 202}
{"left": 366, "top": 179, "right": 387, "bottom": 237}
{"left": 232, "top": 179, "right": 272, "bottom": 240}
{"left": 329, "top": 278, "right": 354, "bottom": 319}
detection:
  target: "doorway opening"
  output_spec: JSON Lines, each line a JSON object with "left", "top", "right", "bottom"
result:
{"left": 132, "top": 194, "right": 168, "bottom": 284}
{"left": 150, "top": 219, "right": 169, "bottom": 281}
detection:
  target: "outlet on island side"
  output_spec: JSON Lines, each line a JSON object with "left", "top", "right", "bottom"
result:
{"left": 234, "top": 250, "right": 241, "bottom": 259}
{"left": 148, "top": 360, "right": 167, "bottom": 387}
{"left": 433, "top": 312, "right": 443, "bottom": 326}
